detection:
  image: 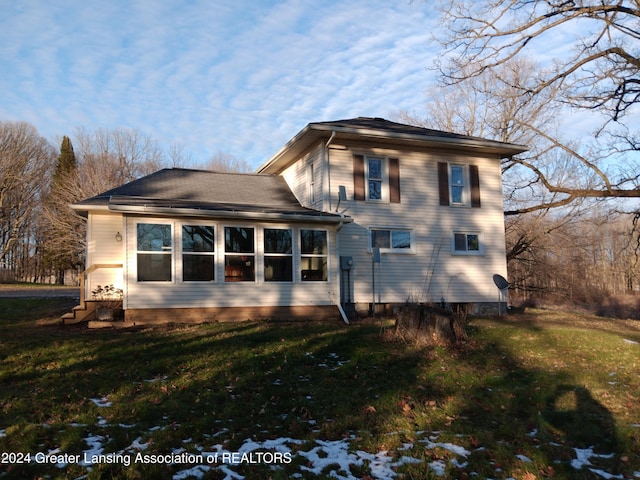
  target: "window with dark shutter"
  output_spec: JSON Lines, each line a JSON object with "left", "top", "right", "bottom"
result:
{"left": 389, "top": 157, "right": 401, "bottom": 203}
{"left": 470, "top": 165, "right": 481, "bottom": 208}
{"left": 437, "top": 162, "right": 450, "bottom": 206}
{"left": 353, "top": 154, "right": 365, "bottom": 201}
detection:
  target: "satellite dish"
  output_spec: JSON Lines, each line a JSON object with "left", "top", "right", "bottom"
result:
{"left": 493, "top": 274, "right": 509, "bottom": 316}
{"left": 493, "top": 274, "right": 509, "bottom": 290}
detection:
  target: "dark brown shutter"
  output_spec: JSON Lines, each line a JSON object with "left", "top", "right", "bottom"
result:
{"left": 353, "top": 154, "right": 365, "bottom": 201}
{"left": 437, "top": 162, "right": 449, "bottom": 206}
{"left": 470, "top": 164, "right": 481, "bottom": 208}
{"left": 389, "top": 157, "right": 400, "bottom": 203}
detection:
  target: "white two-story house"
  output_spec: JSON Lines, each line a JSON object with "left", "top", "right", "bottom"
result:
{"left": 65, "top": 117, "right": 527, "bottom": 325}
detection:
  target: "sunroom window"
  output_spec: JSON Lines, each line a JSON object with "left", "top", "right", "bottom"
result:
{"left": 300, "top": 229, "right": 328, "bottom": 281}
{"left": 182, "top": 225, "right": 215, "bottom": 281}
{"left": 224, "top": 227, "right": 255, "bottom": 282}
{"left": 264, "top": 228, "right": 293, "bottom": 282}
{"left": 137, "top": 223, "right": 172, "bottom": 282}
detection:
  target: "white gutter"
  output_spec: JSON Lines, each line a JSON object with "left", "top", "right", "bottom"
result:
{"left": 106, "top": 202, "right": 351, "bottom": 224}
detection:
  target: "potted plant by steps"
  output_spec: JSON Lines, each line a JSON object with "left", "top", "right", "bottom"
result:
{"left": 91, "top": 284, "right": 124, "bottom": 321}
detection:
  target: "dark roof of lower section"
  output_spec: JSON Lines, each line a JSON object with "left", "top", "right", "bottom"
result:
{"left": 73, "top": 168, "right": 346, "bottom": 223}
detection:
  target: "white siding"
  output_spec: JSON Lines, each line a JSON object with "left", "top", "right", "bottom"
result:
{"left": 124, "top": 216, "right": 340, "bottom": 310}
{"left": 281, "top": 144, "right": 324, "bottom": 211}
{"left": 327, "top": 144, "right": 508, "bottom": 305}
{"left": 86, "top": 212, "right": 125, "bottom": 297}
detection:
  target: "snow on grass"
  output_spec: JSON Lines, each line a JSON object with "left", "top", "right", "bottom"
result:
{"left": 89, "top": 397, "right": 112, "bottom": 407}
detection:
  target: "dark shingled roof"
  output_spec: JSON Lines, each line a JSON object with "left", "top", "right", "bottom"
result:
{"left": 309, "top": 117, "right": 477, "bottom": 140}
{"left": 257, "top": 116, "right": 528, "bottom": 174}
{"left": 73, "top": 168, "right": 344, "bottom": 222}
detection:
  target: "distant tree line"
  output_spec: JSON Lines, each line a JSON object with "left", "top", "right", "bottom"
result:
{"left": 0, "top": 121, "right": 249, "bottom": 284}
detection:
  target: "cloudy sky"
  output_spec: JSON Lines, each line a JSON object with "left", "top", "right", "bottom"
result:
{"left": 1, "top": 1, "right": 441, "bottom": 169}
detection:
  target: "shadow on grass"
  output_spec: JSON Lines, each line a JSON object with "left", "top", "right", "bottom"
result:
{"left": 0, "top": 300, "right": 635, "bottom": 479}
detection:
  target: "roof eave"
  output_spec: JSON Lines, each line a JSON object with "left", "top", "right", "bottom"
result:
{"left": 256, "top": 122, "right": 528, "bottom": 174}
{"left": 106, "top": 203, "right": 350, "bottom": 224}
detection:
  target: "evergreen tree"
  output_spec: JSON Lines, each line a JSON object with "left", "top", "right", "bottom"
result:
{"left": 42, "top": 136, "right": 81, "bottom": 284}
{"left": 53, "top": 136, "right": 77, "bottom": 185}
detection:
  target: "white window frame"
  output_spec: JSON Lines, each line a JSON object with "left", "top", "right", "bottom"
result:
{"left": 365, "top": 155, "right": 388, "bottom": 202}
{"left": 263, "top": 227, "right": 294, "bottom": 283}
{"left": 368, "top": 227, "right": 415, "bottom": 254}
{"left": 307, "top": 162, "right": 316, "bottom": 204}
{"left": 449, "top": 164, "right": 468, "bottom": 206}
{"left": 135, "top": 222, "right": 173, "bottom": 282}
{"left": 223, "top": 225, "right": 256, "bottom": 282}
{"left": 180, "top": 224, "right": 216, "bottom": 283}
{"left": 300, "top": 229, "right": 329, "bottom": 282}
{"left": 451, "top": 230, "right": 483, "bottom": 255}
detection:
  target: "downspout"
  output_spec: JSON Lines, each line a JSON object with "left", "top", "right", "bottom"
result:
{"left": 324, "top": 131, "right": 336, "bottom": 212}
{"left": 323, "top": 130, "right": 350, "bottom": 324}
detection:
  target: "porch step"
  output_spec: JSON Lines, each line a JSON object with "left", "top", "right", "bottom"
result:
{"left": 88, "top": 320, "right": 137, "bottom": 329}
{"left": 60, "top": 302, "right": 97, "bottom": 325}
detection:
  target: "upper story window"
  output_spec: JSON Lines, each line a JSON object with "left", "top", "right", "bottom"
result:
{"left": 450, "top": 165, "right": 465, "bottom": 205}
{"left": 307, "top": 162, "right": 316, "bottom": 204}
{"left": 353, "top": 154, "right": 401, "bottom": 204}
{"left": 438, "top": 162, "right": 481, "bottom": 208}
{"left": 182, "top": 225, "right": 215, "bottom": 282}
{"left": 137, "top": 223, "right": 172, "bottom": 282}
{"left": 367, "top": 156, "right": 384, "bottom": 201}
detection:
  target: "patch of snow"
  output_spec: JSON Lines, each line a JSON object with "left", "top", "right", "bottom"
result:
{"left": 516, "top": 454, "right": 532, "bottom": 462}
{"left": 79, "top": 434, "right": 105, "bottom": 468}
{"left": 571, "top": 447, "right": 615, "bottom": 471}
{"left": 588, "top": 468, "right": 624, "bottom": 479}
{"left": 623, "top": 339, "right": 638, "bottom": 344}
{"left": 429, "top": 460, "right": 447, "bottom": 476}
{"left": 173, "top": 465, "right": 212, "bottom": 480}
{"left": 89, "top": 397, "right": 112, "bottom": 407}
{"left": 421, "top": 438, "right": 471, "bottom": 457}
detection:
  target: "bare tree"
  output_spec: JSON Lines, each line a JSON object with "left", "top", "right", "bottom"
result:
{"left": 194, "top": 151, "right": 253, "bottom": 173}
{"left": 40, "top": 127, "right": 181, "bottom": 278}
{"left": 0, "top": 122, "right": 55, "bottom": 277}
{"left": 432, "top": 0, "right": 640, "bottom": 212}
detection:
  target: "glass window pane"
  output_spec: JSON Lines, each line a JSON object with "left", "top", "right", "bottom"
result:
{"left": 137, "top": 224, "right": 171, "bottom": 251}
{"left": 301, "top": 230, "right": 327, "bottom": 254}
{"left": 301, "top": 257, "right": 327, "bottom": 281}
{"left": 225, "top": 227, "right": 254, "bottom": 253}
{"left": 371, "top": 230, "right": 390, "bottom": 248}
{"left": 224, "top": 255, "right": 255, "bottom": 281}
{"left": 264, "top": 229, "right": 292, "bottom": 254}
{"left": 137, "top": 253, "right": 171, "bottom": 281}
{"left": 454, "top": 233, "right": 466, "bottom": 251}
{"left": 183, "top": 226, "right": 214, "bottom": 252}
{"left": 264, "top": 257, "right": 293, "bottom": 282}
{"left": 451, "top": 185, "right": 464, "bottom": 204}
{"left": 467, "top": 234, "right": 480, "bottom": 251}
{"left": 368, "top": 158, "right": 382, "bottom": 179}
{"left": 392, "top": 230, "right": 411, "bottom": 249}
{"left": 368, "top": 180, "right": 382, "bottom": 200}
{"left": 451, "top": 166, "right": 464, "bottom": 186}
{"left": 183, "top": 255, "right": 214, "bottom": 281}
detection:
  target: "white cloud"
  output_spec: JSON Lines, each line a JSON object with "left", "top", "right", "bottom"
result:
{"left": 0, "top": 0, "right": 439, "bottom": 167}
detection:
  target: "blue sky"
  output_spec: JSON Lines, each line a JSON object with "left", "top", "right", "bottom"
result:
{"left": 0, "top": 1, "right": 439, "bottom": 169}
